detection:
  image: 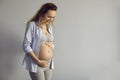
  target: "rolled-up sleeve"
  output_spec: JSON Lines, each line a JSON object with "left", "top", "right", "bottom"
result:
{"left": 23, "top": 22, "right": 34, "bottom": 54}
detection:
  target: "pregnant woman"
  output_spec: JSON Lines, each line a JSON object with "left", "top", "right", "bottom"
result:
{"left": 22, "top": 3, "right": 57, "bottom": 80}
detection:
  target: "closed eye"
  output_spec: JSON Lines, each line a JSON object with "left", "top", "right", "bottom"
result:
{"left": 47, "top": 16, "right": 55, "bottom": 19}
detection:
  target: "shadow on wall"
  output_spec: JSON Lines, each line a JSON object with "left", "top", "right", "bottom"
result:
{"left": 0, "top": 24, "right": 23, "bottom": 80}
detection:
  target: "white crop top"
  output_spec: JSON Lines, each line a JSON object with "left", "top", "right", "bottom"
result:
{"left": 41, "top": 29, "right": 54, "bottom": 42}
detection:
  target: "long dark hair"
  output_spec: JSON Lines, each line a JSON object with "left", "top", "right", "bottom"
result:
{"left": 28, "top": 2, "right": 57, "bottom": 24}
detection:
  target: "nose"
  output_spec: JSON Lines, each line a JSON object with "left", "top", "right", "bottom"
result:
{"left": 49, "top": 18, "right": 54, "bottom": 22}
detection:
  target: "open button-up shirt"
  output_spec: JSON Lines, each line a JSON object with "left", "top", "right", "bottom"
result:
{"left": 22, "top": 21, "right": 54, "bottom": 73}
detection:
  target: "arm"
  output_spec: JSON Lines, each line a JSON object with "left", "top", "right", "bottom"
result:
{"left": 23, "top": 22, "right": 48, "bottom": 67}
{"left": 28, "top": 51, "right": 48, "bottom": 67}
{"left": 47, "top": 25, "right": 55, "bottom": 49}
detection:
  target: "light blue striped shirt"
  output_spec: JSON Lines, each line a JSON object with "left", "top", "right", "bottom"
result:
{"left": 22, "top": 21, "right": 54, "bottom": 73}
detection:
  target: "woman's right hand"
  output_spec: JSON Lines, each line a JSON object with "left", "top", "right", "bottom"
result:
{"left": 27, "top": 51, "right": 48, "bottom": 67}
{"left": 37, "top": 60, "right": 48, "bottom": 67}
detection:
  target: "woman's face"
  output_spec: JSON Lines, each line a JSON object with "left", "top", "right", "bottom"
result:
{"left": 43, "top": 10, "right": 56, "bottom": 25}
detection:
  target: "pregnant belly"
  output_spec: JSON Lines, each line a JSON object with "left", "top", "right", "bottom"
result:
{"left": 39, "top": 42, "right": 53, "bottom": 60}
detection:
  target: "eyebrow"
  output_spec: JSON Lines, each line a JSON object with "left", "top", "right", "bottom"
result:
{"left": 47, "top": 16, "right": 55, "bottom": 18}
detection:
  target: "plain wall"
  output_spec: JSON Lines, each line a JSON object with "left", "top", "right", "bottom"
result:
{"left": 0, "top": 0, "right": 120, "bottom": 80}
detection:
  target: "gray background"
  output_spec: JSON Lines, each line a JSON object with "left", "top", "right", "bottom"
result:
{"left": 0, "top": 0, "right": 120, "bottom": 80}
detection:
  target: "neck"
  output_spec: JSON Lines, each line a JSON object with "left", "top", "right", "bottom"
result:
{"left": 37, "top": 21, "right": 47, "bottom": 28}
{"left": 40, "top": 23, "right": 47, "bottom": 29}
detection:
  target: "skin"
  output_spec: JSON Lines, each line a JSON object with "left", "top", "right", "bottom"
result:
{"left": 28, "top": 10, "right": 56, "bottom": 68}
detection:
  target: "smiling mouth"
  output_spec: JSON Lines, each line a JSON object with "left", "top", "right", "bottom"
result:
{"left": 45, "top": 21, "right": 51, "bottom": 24}
{"left": 47, "top": 20, "right": 52, "bottom": 23}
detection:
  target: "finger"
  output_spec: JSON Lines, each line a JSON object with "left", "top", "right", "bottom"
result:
{"left": 45, "top": 64, "right": 48, "bottom": 67}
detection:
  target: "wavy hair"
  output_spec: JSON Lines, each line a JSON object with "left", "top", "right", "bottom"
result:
{"left": 28, "top": 2, "right": 57, "bottom": 25}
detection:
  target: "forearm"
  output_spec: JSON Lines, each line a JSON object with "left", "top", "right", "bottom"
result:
{"left": 28, "top": 51, "right": 40, "bottom": 64}
{"left": 28, "top": 51, "right": 49, "bottom": 67}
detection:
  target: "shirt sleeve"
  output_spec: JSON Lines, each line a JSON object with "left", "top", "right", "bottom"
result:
{"left": 22, "top": 22, "right": 34, "bottom": 54}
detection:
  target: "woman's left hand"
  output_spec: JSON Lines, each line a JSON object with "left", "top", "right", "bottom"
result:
{"left": 45, "top": 42, "right": 54, "bottom": 49}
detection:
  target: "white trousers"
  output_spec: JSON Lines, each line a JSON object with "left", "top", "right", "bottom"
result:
{"left": 29, "top": 66, "right": 53, "bottom": 80}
